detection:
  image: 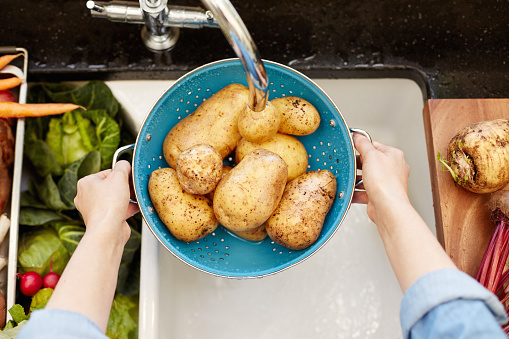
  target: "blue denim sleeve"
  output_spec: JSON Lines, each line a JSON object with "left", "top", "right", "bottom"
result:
{"left": 15, "top": 309, "right": 107, "bottom": 339}
{"left": 400, "top": 268, "right": 508, "bottom": 339}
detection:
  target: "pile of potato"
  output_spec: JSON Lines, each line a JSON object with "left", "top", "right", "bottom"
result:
{"left": 148, "top": 83, "right": 337, "bottom": 250}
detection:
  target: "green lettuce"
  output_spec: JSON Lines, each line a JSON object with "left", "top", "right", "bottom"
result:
{"left": 53, "top": 221, "right": 86, "bottom": 255}
{"left": 25, "top": 81, "right": 121, "bottom": 175}
{"left": 106, "top": 294, "right": 138, "bottom": 339}
{"left": 18, "top": 227, "right": 70, "bottom": 276}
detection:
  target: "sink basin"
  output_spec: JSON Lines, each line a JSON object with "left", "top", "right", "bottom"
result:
{"left": 105, "top": 76, "right": 429, "bottom": 339}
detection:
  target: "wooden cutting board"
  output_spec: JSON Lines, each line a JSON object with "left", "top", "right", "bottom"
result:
{"left": 423, "top": 99, "right": 509, "bottom": 277}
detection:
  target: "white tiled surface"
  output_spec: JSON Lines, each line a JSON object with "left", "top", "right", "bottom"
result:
{"left": 106, "top": 78, "right": 429, "bottom": 339}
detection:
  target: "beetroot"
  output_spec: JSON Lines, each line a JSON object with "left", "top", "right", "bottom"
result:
{"left": 476, "top": 190, "right": 509, "bottom": 334}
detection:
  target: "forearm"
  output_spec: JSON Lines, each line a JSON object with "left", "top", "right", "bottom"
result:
{"left": 45, "top": 230, "right": 124, "bottom": 332}
{"left": 375, "top": 198, "right": 457, "bottom": 292}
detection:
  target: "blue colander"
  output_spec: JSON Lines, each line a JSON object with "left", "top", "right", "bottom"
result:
{"left": 115, "top": 0, "right": 369, "bottom": 278}
{"left": 122, "top": 58, "right": 365, "bottom": 278}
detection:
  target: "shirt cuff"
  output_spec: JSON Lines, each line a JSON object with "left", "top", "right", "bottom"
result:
{"left": 17, "top": 308, "right": 106, "bottom": 339}
{"left": 400, "top": 268, "right": 507, "bottom": 338}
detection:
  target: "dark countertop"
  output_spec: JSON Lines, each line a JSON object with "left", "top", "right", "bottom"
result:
{"left": 2, "top": 0, "right": 508, "bottom": 99}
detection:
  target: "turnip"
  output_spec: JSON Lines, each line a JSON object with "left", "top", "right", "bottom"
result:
{"left": 437, "top": 119, "right": 509, "bottom": 194}
{"left": 16, "top": 271, "right": 43, "bottom": 297}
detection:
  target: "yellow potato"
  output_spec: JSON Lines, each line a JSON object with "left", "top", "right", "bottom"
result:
{"left": 205, "top": 165, "right": 232, "bottom": 201}
{"left": 163, "top": 83, "right": 249, "bottom": 168}
{"left": 266, "top": 170, "right": 337, "bottom": 250}
{"left": 235, "top": 133, "right": 308, "bottom": 182}
{"left": 230, "top": 223, "right": 268, "bottom": 242}
{"left": 271, "top": 96, "right": 320, "bottom": 135}
{"left": 148, "top": 167, "right": 218, "bottom": 242}
{"left": 176, "top": 144, "right": 222, "bottom": 195}
{"left": 213, "top": 149, "right": 288, "bottom": 232}
{"left": 238, "top": 101, "right": 280, "bottom": 143}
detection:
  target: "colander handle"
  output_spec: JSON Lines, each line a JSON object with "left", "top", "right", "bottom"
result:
{"left": 112, "top": 144, "right": 138, "bottom": 204}
{"left": 201, "top": 0, "right": 269, "bottom": 112}
{"left": 349, "top": 128, "right": 372, "bottom": 187}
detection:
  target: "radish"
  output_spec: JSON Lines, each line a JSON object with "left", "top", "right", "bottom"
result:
{"left": 43, "top": 272, "right": 60, "bottom": 289}
{"left": 475, "top": 190, "right": 509, "bottom": 332}
{"left": 437, "top": 119, "right": 509, "bottom": 194}
{"left": 16, "top": 271, "right": 43, "bottom": 297}
{"left": 43, "top": 257, "right": 60, "bottom": 289}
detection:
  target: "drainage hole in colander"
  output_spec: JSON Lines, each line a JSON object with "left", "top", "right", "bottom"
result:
{"left": 339, "top": 191, "right": 344, "bottom": 199}
{"left": 225, "top": 246, "right": 230, "bottom": 250}
{"left": 330, "top": 119, "right": 336, "bottom": 127}
{"left": 148, "top": 206, "right": 153, "bottom": 213}
{"left": 148, "top": 164, "right": 151, "bottom": 169}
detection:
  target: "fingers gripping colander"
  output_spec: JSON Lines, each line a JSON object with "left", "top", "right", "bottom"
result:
{"left": 114, "top": 0, "right": 370, "bottom": 279}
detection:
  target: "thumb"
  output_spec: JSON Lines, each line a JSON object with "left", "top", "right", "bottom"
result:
{"left": 353, "top": 133, "right": 374, "bottom": 156}
{"left": 111, "top": 160, "right": 131, "bottom": 179}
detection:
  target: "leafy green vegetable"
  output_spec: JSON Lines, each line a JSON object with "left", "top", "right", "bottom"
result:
{"left": 25, "top": 82, "right": 121, "bottom": 173}
{"left": 57, "top": 150, "right": 101, "bottom": 206}
{"left": 8, "top": 305, "right": 29, "bottom": 325}
{"left": 117, "top": 226, "right": 141, "bottom": 296}
{"left": 30, "top": 288, "right": 54, "bottom": 311}
{"left": 16, "top": 81, "right": 140, "bottom": 339}
{"left": 19, "top": 207, "right": 64, "bottom": 226}
{"left": 82, "top": 110, "right": 121, "bottom": 169}
{"left": 18, "top": 227, "right": 70, "bottom": 276}
{"left": 0, "top": 320, "right": 27, "bottom": 338}
{"left": 53, "top": 221, "right": 86, "bottom": 255}
{"left": 46, "top": 112, "right": 93, "bottom": 167}
{"left": 106, "top": 294, "right": 138, "bottom": 339}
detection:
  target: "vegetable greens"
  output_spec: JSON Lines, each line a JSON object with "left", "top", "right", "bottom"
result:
{"left": 7, "top": 81, "right": 140, "bottom": 338}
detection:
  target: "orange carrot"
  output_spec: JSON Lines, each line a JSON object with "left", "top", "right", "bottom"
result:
{"left": 0, "top": 53, "right": 23, "bottom": 70}
{"left": 0, "top": 102, "right": 84, "bottom": 118}
{"left": 0, "top": 77, "right": 23, "bottom": 91}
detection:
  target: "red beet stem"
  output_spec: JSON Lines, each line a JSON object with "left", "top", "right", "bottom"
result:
{"left": 476, "top": 220, "right": 509, "bottom": 293}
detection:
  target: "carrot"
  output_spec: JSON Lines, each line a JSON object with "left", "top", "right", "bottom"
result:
{"left": 0, "top": 53, "right": 23, "bottom": 70}
{"left": 0, "top": 77, "right": 23, "bottom": 91}
{"left": 0, "top": 102, "right": 84, "bottom": 118}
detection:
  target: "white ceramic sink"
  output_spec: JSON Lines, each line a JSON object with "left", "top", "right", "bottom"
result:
{"left": 105, "top": 77, "right": 429, "bottom": 339}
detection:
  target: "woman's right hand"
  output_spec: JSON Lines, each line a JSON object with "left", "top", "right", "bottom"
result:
{"left": 352, "top": 133, "right": 411, "bottom": 226}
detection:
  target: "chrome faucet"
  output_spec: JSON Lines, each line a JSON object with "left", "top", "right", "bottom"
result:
{"left": 86, "top": 0, "right": 218, "bottom": 51}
